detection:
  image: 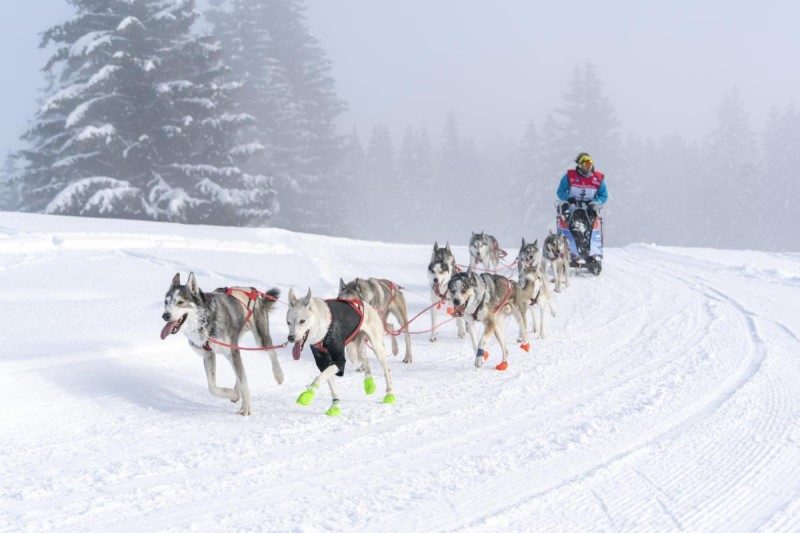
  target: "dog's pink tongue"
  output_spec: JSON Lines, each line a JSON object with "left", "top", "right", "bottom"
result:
{"left": 292, "top": 342, "right": 303, "bottom": 360}
{"left": 160, "top": 321, "right": 178, "bottom": 340}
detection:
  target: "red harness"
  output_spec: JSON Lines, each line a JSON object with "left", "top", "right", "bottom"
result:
{"left": 195, "top": 287, "right": 282, "bottom": 352}
{"left": 221, "top": 287, "right": 279, "bottom": 323}
{"left": 311, "top": 298, "right": 365, "bottom": 354}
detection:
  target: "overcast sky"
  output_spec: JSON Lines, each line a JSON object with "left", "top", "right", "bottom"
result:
{"left": 2, "top": 1, "right": 799, "bottom": 154}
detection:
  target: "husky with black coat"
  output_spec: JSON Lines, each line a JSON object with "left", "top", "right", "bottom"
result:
{"left": 339, "top": 277, "right": 413, "bottom": 363}
{"left": 287, "top": 288, "right": 395, "bottom": 416}
{"left": 427, "top": 241, "right": 466, "bottom": 342}
{"left": 445, "top": 268, "right": 526, "bottom": 371}
{"left": 160, "top": 272, "right": 284, "bottom": 416}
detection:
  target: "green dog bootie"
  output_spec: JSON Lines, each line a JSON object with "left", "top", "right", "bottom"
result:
{"left": 363, "top": 376, "right": 376, "bottom": 395}
{"left": 296, "top": 384, "right": 318, "bottom": 406}
{"left": 326, "top": 401, "right": 341, "bottom": 417}
{"left": 382, "top": 393, "right": 396, "bottom": 404}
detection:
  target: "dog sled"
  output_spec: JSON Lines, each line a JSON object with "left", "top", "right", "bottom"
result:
{"left": 556, "top": 201, "right": 603, "bottom": 275}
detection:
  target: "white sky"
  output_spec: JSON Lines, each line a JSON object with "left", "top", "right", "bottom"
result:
{"left": 2, "top": 1, "right": 798, "bottom": 154}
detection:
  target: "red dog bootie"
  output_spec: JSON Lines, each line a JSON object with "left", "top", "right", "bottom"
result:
{"left": 495, "top": 361, "right": 508, "bottom": 371}
{"left": 519, "top": 343, "right": 530, "bottom": 352}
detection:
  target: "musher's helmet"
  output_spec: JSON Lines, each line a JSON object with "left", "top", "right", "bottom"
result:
{"left": 575, "top": 152, "right": 594, "bottom": 176}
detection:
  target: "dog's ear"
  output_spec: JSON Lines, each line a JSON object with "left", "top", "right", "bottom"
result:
{"left": 445, "top": 241, "right": 451, "bottom": 252}
{"left": 171, "top": 273, "right": 181, "bottom": 288}
{"left": 187, "top": 272, "right": 198, "bottom": 294}
{"left": 521, "top": 238, "right": 526, "bottom": 248}
{"left": 339, "top": 278, "right": 346, "bottom": 291}
{"left": 288, "top": 288, "right": 297, "bottom": 307}
{"left": 302, "top": 288, "right": 312, "bottom": 306}
{"left": 433, "top": 241, "right": 439, "bottom": 252}
{"left": 534, "top": 239, "right": 538, "bottom": 247}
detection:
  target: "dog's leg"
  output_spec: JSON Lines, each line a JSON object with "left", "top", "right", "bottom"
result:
{"left": 530, "top": 304, "right": 539, "bottom": 335}
{"left": 429, "top": 292, "right": 439, "bottom": 342}
{"left": 538, "top": 303, "right": 547, "bottom": 339}
{"left": 325, "top": 377, "right": 341, "bottom": 416}
{"left": 457, "top": 316, "right": 467, "bottom": 339}
{"left": 384, "top": 315, "right": 399, "bottom": 356}
{"left": 200, "top": 350, "right": 239, "bottom": 402}
{"left": 514, "top": 304, "right": 527, "bottom": 343}
{"left": 362, "top": 324, "right": 395, "bottom": 404}
{"left": 297, "top": 364, "right": 340, "bottom": 408}
{"left": 493, "top": 316, "right": 511, "bottom": 370}
{"left": 252, "top": 321, "right": 284, "bottom": 385}
{"left": 390, "top": 304, "right": 413, "bottom": 364}
{"left": 475, "top": 319, "right": 496, "bottom": 368}
{"left": 359, "top": 346, "right": 377, "bottom": 395}
{"left": 229, "top": 348, "right": 251, "bottom": 416}
{"left": 464, "top": 317, "right": 478, "bottom": 353}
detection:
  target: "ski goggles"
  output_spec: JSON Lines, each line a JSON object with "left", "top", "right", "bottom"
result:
{"left": 577, "top": 155, "right": 594, "bottom": 165}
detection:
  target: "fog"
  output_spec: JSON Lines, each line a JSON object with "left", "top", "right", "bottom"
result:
{"left": 307, "top": 0, "right": 800, "bottom": 144}
{"left": 1, "top": 1, "right": 798, "bottom": 251}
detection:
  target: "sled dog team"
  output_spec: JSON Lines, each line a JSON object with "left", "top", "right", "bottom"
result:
{"left": 161, "top": 231, "right": 572, "bottom": 416}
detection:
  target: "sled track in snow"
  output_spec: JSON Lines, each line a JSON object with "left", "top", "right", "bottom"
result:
{"left": 2, "top": 223, "right": 800, "bottom": 530}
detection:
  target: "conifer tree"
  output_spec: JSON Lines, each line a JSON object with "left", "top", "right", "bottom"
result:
{"left": 13, "top": 0, "right": 275, "bottom": 225}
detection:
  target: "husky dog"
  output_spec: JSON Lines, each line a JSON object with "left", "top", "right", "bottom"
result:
{"left": 469, "top": 231, "right": 503, "bottom": 272}
{"left": 445, "top": 269, "right": 526, "bottom": 371}
{"left": 287, "top": 288, "right": 395, "bottom": 416}
{"left": 339, "top": 277, "right": 413, "bottom": 363}
{"left": 518, "top": 265, "right": 557, "bottom": 339}
{"left": 427, "top": 241, "right": 466, "bottom": 342}
{"left": 544, "top": 231, "right": 570, "bottom": 292}
{"left": 516, "top": 238, "right": 544, "bottom": 280}
{"left": 161, "top": 272, "right": 283, "bottom": 416}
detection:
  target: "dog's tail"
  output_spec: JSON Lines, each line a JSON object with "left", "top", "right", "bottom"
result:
{"left": 261, "top": 287, "right": 281, "bottom": 311}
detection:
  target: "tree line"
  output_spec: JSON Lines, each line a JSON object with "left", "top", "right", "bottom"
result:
{"left": 1, "top": 2, "right": 796, "bottom": 252}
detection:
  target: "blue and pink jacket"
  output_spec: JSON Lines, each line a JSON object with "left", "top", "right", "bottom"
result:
{"left": 557, "top": 169, "right": 608, "bottom": 205}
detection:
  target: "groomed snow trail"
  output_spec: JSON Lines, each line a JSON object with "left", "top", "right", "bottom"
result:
{"left": 0, "top": 213, "right": 798, "bottom": 531}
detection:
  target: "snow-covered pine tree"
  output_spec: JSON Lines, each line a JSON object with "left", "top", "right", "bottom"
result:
{"left": 513, "top": 119, "right": 551, "bottom": 234}
{"left": 208, "top": 0, "right": 345, "bottom": 234}
{"left": 762, "top": 104, "right": 800, "bottom": 250}
{"left": 14, "top": 0, "right": 275, "bottom": 225}
{"left": 551, "top": 63, "right": 621, "bottom": 169}
{"left": 703, "top": 88, "right": 761, "bottom": 248}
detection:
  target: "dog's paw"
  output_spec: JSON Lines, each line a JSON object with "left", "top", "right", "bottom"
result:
{"left": 223, "top": 388, "right": 240, "bottom": 402}
{"left": 273, "top": 367, "right": 285, "bottom": 385}
{"left": 237, "top": 405, "right": 251, "bottom": 416}
{"left": 429, "top": 335, "right": 437, "bottom": 343}
{"left": 402, "top": 354, "right": 413, "bottom": 364}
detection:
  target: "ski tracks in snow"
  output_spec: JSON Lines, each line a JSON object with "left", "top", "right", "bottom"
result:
{"left": 1, "top": 220, "right": 800, "bottom": 530}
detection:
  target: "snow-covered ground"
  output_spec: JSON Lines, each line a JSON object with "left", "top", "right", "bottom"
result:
{"left": 1, "top": 212, "right": 799, "bottom": 531}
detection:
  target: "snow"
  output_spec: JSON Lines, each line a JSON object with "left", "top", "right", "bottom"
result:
{"left": 1, "top": 212, "right": 799, "bottom": 530}
{"left": 44, "top": 177, "right": 134, "bottom": 214}
{"left": 68, "top": 31, "right": 113, "bottom": 58}
{"left": 75, "top": 124, "right": 116, "bottom": 143}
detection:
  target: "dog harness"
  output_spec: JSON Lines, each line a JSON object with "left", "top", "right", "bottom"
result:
{"left": 310, "top": 299, "right": 365, "bottom": 376}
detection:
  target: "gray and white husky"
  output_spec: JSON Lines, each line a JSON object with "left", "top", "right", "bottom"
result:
{"left": 518, "top": 265, "right": 557, "bottom": 339}
{"left": 427, "top": 241, "right": 466, "bottom": 342}
{"left": 544, "top": 231, "right": 570, "bottom": 292}
{"left": 161, "top": 272, "right": 284, "bottom": 416}
{"left": 517, "top": 238, "right": 544, "bottom": 280}
{"left": 287, "top": 288, "right": 395, "bottom": 416}
{"left": 469, "top": 231, "right": 503, "bottom": 273}
{"left": 339, "top": 277, "right": 413, "bottom": 363}
{"left": 445, "top": 269, "right": 526, "bottom": 370}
